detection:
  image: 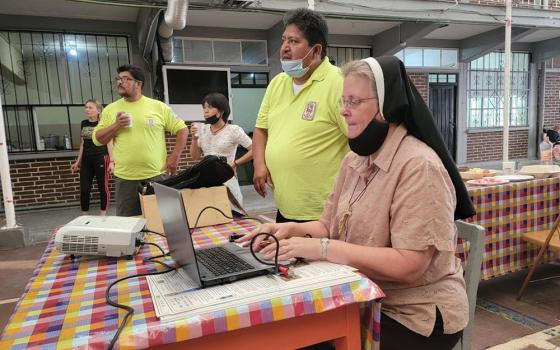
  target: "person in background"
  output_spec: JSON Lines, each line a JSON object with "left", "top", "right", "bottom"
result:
{"left": 70, "top": 99, "right": 114, "bottom": 216}
{"left": 93, "top": 64, "right": 187, "bottom": 216}
{"left": 252, "top": 8, "right": 348, "bottom": 223}
{"left": 189, "top": 92, "right": 253, "bottom": 205}
{"left": 239, "top": 56, "right": 476, "bottom": 350}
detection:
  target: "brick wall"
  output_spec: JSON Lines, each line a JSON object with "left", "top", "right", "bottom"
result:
{"left": 409, "top": 73, "right": 429, "bottom": 102}
{"left": 2, "top": 128, "right": 198, "bottom": 210}
{"left": 466, "top": 130, "right": 529, "bottom": 162}
{"left": 543, "top": 71, "right": 560, "bottom": 129}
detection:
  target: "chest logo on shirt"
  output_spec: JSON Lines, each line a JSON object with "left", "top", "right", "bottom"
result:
{"left": 146, "top": 117, "right": 155, "bottom": 127}
{"left": 302, "top": 101, "right": 317, "bottom": 121}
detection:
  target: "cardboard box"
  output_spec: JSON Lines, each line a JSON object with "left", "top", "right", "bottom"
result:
{"left": 140, "top": 186, "right": 234, "bottom": 234}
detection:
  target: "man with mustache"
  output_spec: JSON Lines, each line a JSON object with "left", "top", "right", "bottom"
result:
{"left": 253, "top": 8, "right": 348, "bottom": 223}
{"left": 93, "top": 64, "right": 187, "bottom": 216}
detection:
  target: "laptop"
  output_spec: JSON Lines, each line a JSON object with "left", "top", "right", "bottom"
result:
{"left": 153, "top": 182, "right": 275, "bottom": 287}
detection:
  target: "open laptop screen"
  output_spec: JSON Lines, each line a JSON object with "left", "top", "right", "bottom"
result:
{"left": 153, "top": 183, "right": 201, "bottom": 283}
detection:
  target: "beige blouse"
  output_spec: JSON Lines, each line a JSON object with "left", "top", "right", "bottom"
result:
{"left": 319, "top": 124, "right": 468, "bottom": 337}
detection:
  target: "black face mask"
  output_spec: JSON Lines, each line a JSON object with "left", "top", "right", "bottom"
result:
{"left": 204, "top": 115, "right": 220, "bottom": 125}
{"left": 348, "top": 117, "right": 389, "bottom": 156}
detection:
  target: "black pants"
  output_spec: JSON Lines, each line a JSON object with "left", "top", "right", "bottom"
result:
{"left": 275, "top": 210, "right": 312, "bottom": 223}
{"left": 380, "top": 309, "right": 463, "bottom": 350}
{"left": 80, "top": 154, "right": 109, "bottom": 212}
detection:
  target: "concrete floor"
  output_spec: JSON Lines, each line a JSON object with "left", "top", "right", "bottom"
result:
{"left": 1, "top": 185, "right": 560, "bottom": 349}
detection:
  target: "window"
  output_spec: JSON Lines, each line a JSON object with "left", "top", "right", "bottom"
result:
{"left": 174, "top": 38, "right": 268, "bottom": 66}
{"left": 230, "top": 72, "right": 269, "bottom": 88}
{"left": 545, "top": 55, "right": 560, "bottom": 70}
{"left": 429, "top": 74, "right": 457, "bottom": 84}
{"left": 467, "top": 51, "right": 530, "bottom": 128}
{"left": 0, "top": 31, "right": 130, "bottom": 153}
{"left": 327, "top": 46, "right": 371, "bottom": 67}
{"left": 395, "top": 48, "right": 458, "bottom": 68}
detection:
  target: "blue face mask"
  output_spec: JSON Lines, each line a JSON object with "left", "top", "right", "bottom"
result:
{"left": 281, "top": 47, "right": 315, "bottom": 78}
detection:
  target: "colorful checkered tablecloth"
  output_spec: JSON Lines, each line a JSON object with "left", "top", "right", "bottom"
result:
{"left": 0, "top": 219, "right": 384, "bottom": 350}
{"left": 464, "top": 177, "right": 560, "bottom": 280}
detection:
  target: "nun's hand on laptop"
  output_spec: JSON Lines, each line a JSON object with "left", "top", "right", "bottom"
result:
{"left": 259, "top": 237, "right": 321, "bottom": 261}
{"left": 236, "top": 222, "right": 293, "bottom": 252}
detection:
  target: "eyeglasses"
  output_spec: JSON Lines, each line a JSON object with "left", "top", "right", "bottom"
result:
{"left": 115, "top": 76, "right": 136, "bottom": 83}
{"left": 339, "top": 97, "right": 377, "bottom": 110}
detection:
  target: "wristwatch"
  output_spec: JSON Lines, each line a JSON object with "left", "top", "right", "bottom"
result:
{"left": 320, "top": 238, "right": 330, "bottom": 259}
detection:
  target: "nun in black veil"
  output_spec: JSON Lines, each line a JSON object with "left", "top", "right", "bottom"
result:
{"left": 238, "top": 56, "right": 475, "bottom": 350}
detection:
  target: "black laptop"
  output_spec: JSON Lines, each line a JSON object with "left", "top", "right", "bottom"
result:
{"left": 153, "top": 182, "right": 275, "bottom": 287}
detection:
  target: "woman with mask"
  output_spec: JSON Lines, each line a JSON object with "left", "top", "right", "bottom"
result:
{"left": 238, "top": 57, "right": 475, "bottom": 349}
{"left": 70, "top": 99, "right": 114, "bottom": 216}
{"left": 189, "top": 92, "right": 253, "bottom": 205}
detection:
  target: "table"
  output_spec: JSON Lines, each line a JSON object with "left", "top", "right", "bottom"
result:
{"left": 0, "top": 219, "right": 384, "bottom": 350}
{"left": 464, "top": 177, "right": 560, "bottom": 279}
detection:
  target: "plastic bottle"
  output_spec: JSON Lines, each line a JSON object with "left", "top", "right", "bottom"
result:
{"left": 38, "top": 137, "right": 45, "bottom": 151}
{"left": 539, "top": 134, "right": 553, "bottom": 165}
{"left": 64, "top": 134, "right": 72, "bottom": 150}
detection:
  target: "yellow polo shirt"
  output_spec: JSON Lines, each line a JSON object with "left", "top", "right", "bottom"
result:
{"left": 256, "top": 58, "right": 348, "bottom": 220}
{"left": 93, "top": 96, "right": 186, "bottom": 180}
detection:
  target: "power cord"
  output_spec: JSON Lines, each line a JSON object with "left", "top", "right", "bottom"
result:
{"left": 105, "top": 237, "right": 174, "bottom": 349}
{"left": 248, "top": 232, "right": 280, "bottom": 274}
{"left": 192, "top": 205, "right": 264, "bottom": 237}
{"left": 105, "top": 267, "right": 174, "bottom": 350}
{"left": 142, "top": 228, "right": 166, "bottom": 237}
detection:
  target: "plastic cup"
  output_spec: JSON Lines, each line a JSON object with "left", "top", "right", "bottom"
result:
{"left": 123, "top": 112, "right": 132, "bottom": 128}
{"left": 502, "top": 161, "right": 516, "bottom": 175}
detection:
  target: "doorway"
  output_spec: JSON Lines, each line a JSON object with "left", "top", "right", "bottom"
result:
{"left": 429, "top": 74, "right": 458, "bottom": 159}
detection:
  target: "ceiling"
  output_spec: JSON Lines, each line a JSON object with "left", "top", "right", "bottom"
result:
{"left": 0, "top": 0, "right": 558, "bottom": 43}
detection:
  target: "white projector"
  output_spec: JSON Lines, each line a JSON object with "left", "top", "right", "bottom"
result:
{"left": 55, "top": 216, "right": 146, "bottom": 258}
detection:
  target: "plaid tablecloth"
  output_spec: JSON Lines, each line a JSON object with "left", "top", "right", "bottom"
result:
{"left": 463, "top": 177, "right": 560, "bottom": 280}
{"left": 0, "top": 219, "right": 384, "bottom": 350}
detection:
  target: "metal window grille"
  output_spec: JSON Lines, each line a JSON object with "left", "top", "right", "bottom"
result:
{"left": 467, "top": 51, "right": 530, "bottom": 128}
{"left": 0, "top": 31, "right": 130, "bottom": 153}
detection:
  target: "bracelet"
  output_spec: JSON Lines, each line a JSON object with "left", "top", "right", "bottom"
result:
{"left": 320, "top": 238, "right": 329, "bottom": 259}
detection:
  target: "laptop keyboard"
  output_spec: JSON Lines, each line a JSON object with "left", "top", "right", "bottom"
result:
{"left": 196, "top": 246, "right": 255, "bottom": 276}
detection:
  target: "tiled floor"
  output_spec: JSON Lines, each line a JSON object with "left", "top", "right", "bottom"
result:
{"left": 1, "top": 186, "right": 559, "bottom": 349}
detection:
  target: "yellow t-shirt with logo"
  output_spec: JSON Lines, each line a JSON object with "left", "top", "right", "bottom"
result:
{"left": 93, "top": 96, "right": 186, "bottom": 180}
{"left": 256, "top": 58, "right": 348, "bottom": 220}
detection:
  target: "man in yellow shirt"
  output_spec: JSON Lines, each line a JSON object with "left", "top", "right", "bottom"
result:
{"left": 93, "top": 64, "right": 187, "bottom": 216}
{"left": 253, "top": 9, "right": 348, "bottom": 222}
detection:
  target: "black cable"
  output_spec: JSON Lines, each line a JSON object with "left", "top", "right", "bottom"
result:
{"left": 143, "top": 258, "right": 175, "bottom": 270}
{"left": 192, "top": 205, "right": 264, "bottom": 243}
{"left": 144, "top": 252, "right": 170, "bottom": 259}
{"left": 142, "top": 229, "right": 165, "bottom": 237}
{"left": 105, "top": 267, "right": 174, "bottom": 350}
{"left": 142, "top": 242, "right": 166, "bottom": 256}
{"left": 248, "top": 232, "right": 280, "bottom": 273}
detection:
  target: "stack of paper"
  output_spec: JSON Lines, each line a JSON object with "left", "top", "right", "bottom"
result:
{"left": 146, "top": 261, "right": 361, "bottom": 321}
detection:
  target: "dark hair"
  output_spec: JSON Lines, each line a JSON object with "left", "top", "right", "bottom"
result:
{"left": 283, "top": 8, "right": 328, "bottom": 59}
{"left": 117, "top": 64, "right": 145, "bottom": 86}
{"left": 202, "top": 93, "right": 230, "bottom": 122}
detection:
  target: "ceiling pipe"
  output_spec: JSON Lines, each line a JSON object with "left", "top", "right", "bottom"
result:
{"left": 158, "top": 0, "right": 189, "bottom": 62}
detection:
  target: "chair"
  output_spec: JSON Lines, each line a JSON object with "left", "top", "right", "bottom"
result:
{"left": 517, "top": 214, "right": 560, "bottom": 300}
{"left": 452, "top": 220, "right": 485, "bottom": 350}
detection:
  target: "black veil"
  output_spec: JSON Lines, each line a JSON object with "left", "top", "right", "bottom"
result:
{"left": 363, "top": 56, "right": 475, "bottom": 220}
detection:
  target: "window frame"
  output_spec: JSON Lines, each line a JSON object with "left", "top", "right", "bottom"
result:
{"left": 466, "top": 51, "right": 530, "bottom": 129}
